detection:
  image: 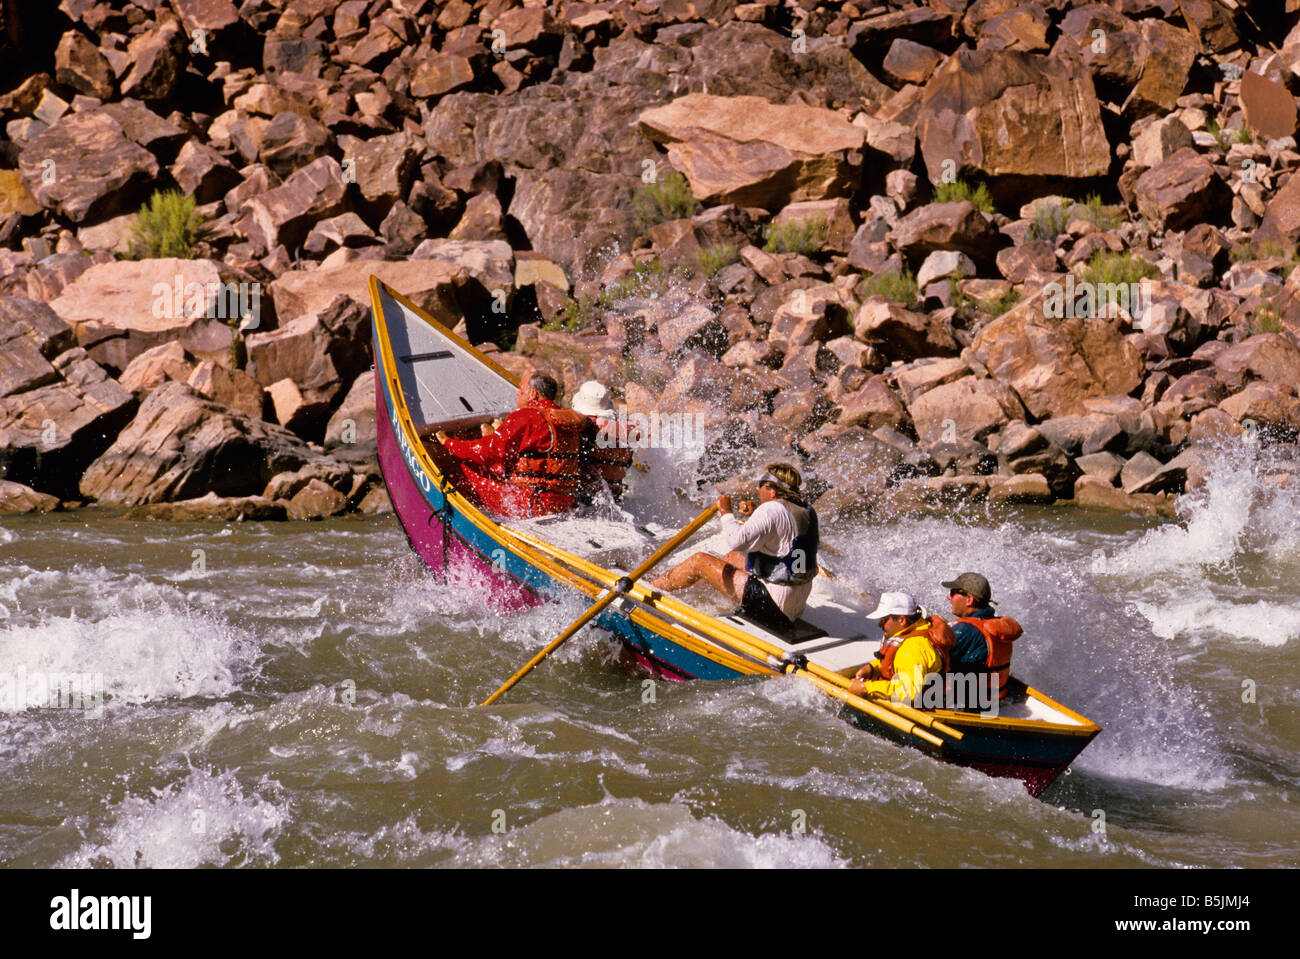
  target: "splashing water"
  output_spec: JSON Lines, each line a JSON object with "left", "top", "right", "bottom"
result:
{"left": 63, "top": 767, "right": 289, "bottom": 868}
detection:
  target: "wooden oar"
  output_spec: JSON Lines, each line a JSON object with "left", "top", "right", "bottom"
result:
{"left": 479, "top": 505, "right": 719, "bottom": 707}
{"left": 498, "top": 522, "right": 963, "bottom": 741}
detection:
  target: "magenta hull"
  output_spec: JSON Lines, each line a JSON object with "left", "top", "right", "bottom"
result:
{"left": 375, "top": 367, "right": 541, "bottom": 613}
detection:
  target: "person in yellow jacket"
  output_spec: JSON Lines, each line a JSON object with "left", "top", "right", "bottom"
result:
{"left": 848, "top": 591, "right": 952, "bottom": 708}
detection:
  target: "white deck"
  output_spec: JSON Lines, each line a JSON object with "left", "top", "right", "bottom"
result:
{"left": 377, "top": 284, "right": 516, "bottom": 429}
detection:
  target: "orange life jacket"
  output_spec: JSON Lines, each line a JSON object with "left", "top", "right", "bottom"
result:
{"left": 876, "top": 615, "right": 955, "bottom": 679}
{"left": 954, "top": 615, "right": 1023, "bottom": 700}
{"left": 511, "top": 406, "right": 587, "bottom": 496}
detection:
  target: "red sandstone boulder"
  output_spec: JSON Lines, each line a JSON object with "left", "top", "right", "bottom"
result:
{"left": 907, "top": 376, "right": 1027, "bottom": 446}
{"left": 79, "top": 381, "right": 345, "bottom": 506}
{"left": 916, "top": 48, "right": 1110, "bottom": 182}
{"left": 0, "top": 348, "right": 137, "bottom": 500}
{"left": 638, "top": 93, "right": 865, "bottom": 209}
{"left": 967, "top": 295, "right": 1145, "bottom": 419}
{"left": 48, "top": 258, "right": 256, "bottom": 373}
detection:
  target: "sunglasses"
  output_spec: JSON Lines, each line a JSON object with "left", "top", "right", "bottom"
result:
{"left": 949, "top": 588, "right": 968, "bottom": 597}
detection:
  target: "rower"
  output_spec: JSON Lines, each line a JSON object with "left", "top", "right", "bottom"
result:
{"left": 850, "top": 591, "right": 954, "bottom": 707}
{"left": 943, "top": 572, "right": 1022, "bottom": 702}
{"left": 435, "top": 371, "right": 588, "bottom": 517}
{"left": 648, "top": 463, "right": 818, "bottom": 634}
{"left": 571, "top": 380, "right": 635, "bottom": 503}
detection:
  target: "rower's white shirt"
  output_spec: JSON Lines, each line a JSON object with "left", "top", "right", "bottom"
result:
{"left": 720, "top": 500, "right": 815, "bottom": 620}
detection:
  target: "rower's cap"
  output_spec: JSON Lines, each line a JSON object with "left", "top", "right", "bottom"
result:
{"left": 941, "top": 572, "right": 991, "bottom": 603}
{"left": 572, "top": 380, "right": 616, "bottom": 419}
{"left": 865, "top": 591, "right": 919, "bottom": 621}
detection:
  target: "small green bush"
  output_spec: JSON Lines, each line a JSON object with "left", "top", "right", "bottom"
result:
{"left": 1071, "top": 194, "right": 1122, "bottom": 232}
{"left": 1028, "top": 199, "right": 1069, "bottom": 242}
{"left": 934, "top": 178, "right": 994, "bottom": 213}
{"left": 762, "top": 216, "right": 828, "bottom": 255}
{"left": 1232, "top": 239, "right": 1300, "bottom": 276}
{"left": 978, "top": 288, "right": 1022, "bottom": 317}
{"left": 548, "top": 294, "right": 598, "bottom": 331}
{"left": 1206, "top": 120, "right": 1231, "bottom": 151}
{"left": 862, "top": 267, "right": 918, "bottom": 306}
{"left": 130, "top": 190, "right": 203, "bottom": 259}
{"left": 951, "top": 279, "right": 1021, "bottom": 321}
{"left": 1235, "top": 125, "right": 1253, "bottom": 144}
{"left": 1080, "top": 250, "right": 1160, "bottom": 288}
{"left": 632, "top": 169, "right": 699, "bottom": 232}
{"left": 1252, "top": 302, "right": 1281, "bottom": 334}
{"left": 697, "top": 242, "right": 740, "bottom": 278}
{"left": 604, "top": 257, "right": 690, "bottom": 301}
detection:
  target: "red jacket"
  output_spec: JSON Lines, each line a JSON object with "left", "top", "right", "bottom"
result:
{"left": 443, "top": 399, "right": 568, "bottom": 479}
{"left": 442, "top": 399, "right": 588, "bottom": 518}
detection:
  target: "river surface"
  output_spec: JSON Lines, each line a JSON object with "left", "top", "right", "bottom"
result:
{"left": 1, "top": 441, "right": 1297, "bottom": 868}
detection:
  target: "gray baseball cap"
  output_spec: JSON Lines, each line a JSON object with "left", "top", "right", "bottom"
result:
{"left": 941, "top": 572, "right": 991, "bottom": 603}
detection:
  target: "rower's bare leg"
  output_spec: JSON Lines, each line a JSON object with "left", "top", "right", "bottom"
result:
{"left": 648, "top": 552, "right": 746, "bottom": 602}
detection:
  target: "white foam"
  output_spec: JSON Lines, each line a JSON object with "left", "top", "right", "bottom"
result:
{"left": 479, "top": 796, "right": 849, "bottom": 868}
{"left": 1094, "top": 445, "right": 1300, "bottom": 580}
{"left": 62, "top": 767, "right": 288, "bottom": 868}
{"left": 0, "top": 604, "right": 260, "bottom": 709}
{"left": 1136, "top": 597, "right": 1300, "bottom": 647}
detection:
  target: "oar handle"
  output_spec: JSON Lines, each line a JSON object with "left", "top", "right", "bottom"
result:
{"left": 479, "top": 505, "right": 718, "bottom": 707}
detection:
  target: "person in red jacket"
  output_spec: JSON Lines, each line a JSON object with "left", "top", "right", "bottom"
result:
{"left": 435, "top": 372, "right": 588, "bottom": 518}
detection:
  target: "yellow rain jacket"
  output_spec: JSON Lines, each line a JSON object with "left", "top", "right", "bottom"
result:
{"left": 862, "top": 619, "right": 945, "bottom": 707}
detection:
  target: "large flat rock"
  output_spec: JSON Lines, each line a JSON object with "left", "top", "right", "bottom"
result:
{"left": 639, "top": 93, "right": 865, "bottom": 209}
{"left": 916, "top": 47, "right": 1110, "bottom": 182}
{"left": 968, "top": 293, "right": 1145, "bottom": 419}
{"left": 80, "top": 381, "right": 347, "bottom": 506}
{"left": 48, "top": 258, "right": 254, "bottom": 372}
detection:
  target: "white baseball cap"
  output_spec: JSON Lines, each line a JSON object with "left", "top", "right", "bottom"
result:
{"left": 571, "top": 380, "right": 616, "bottom": 419}
{"left": 865, "top": 591, "right": 919, "bottom": 621}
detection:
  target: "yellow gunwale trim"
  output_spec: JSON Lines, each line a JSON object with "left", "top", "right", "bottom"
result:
{"left": 932, "top": 685, "right": 1102, "bottom": 736}
{"left": 499, "top": 525, "right": 963, "bottom": 741}
{"left": 370, "top": 276, "right": 765, "bottom": 677}
{"left": 370, "top": 274, "right": 1101, "bottom": 743}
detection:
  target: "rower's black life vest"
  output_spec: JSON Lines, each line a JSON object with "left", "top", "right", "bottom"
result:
{"left": 745, "top": 500, "right": 818, "bottom": 586}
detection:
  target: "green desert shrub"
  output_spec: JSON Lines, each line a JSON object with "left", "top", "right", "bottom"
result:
{"left": 862, "top": 267, "right": 918, "bottom": 306}
{"left": 697, "top": 242, "right": 740, "bottom": 277}
{"left": 1252, "top": 302, "right": 1282, "bottom": 334}
{"left": 978, "top": 288, "right": 1022, "bottom": 317}
{"left": 548, "top": 258, "right": 690, "bottom": 330}
{"left": 934, "top": 178, "right": 994, "bottom": 213}
{"left": 762, "top": 216, "right": 827, "bottom": 255}
{"left": 631, "top": 168, "right": 698, "bottom": 231}
{"left": 1080, "top": 250, "right": 1160, "bottom": 287}
{"left": 549, "top": 294, "right": 598, "bottom": 331}
{"left": 1028, "top": 198, "right": 1069, "bottom": 242}
{"left": 130, "top": 189, "right": 203, "bottom": 259}
{"left": 1072, "top": 193, "right": 1122, "bottom": 232}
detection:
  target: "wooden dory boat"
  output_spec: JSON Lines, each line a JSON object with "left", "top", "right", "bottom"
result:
{"left": 369, "top": 276, "right": 1101, "bottom": 797}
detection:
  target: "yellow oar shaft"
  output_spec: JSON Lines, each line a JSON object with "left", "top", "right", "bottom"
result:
{"left": 479, "top": 505, "right": 718, "bottom": 707}
{"left": 500, "top": 522, "right": 961, "bottom": 743}
{"left": 800, "top": 673, "right": 944, "bottom": 748}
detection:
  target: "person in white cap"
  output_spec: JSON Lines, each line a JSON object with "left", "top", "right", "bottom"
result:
{"left": 571, "top": 380, "right": 634, "bottom": 501}
{"left": 850, "top": 591, "right": 954, "bottom": 707}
